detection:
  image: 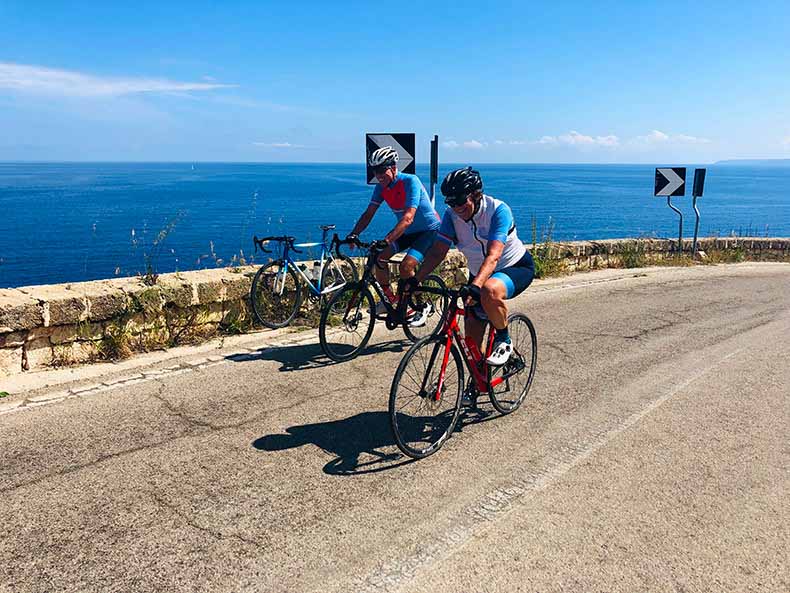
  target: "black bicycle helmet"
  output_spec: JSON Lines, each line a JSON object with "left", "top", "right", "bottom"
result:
{"left": 441, "top": 167, "right": 483, "bottom": 204}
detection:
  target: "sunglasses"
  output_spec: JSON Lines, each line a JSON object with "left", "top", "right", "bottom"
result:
{"left": 373, "top": 165, "right": 392, "bottom": 175}
{"left": 444, "top": 194, "right": 469, "bottom": 208}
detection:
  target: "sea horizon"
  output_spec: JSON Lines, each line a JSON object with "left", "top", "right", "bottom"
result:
{"left": 1, "top": 161, "right": 788, "bottom": 289}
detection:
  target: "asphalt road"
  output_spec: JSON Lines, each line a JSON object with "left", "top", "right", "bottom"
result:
{"left": 1, "top": 263, "right": 788, "bottom": 593}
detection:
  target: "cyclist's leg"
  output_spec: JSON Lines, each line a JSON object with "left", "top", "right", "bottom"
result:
{"left": 374, "top": 243, "right": 396, "bottom": 301}
{"left": 481, "top": 278, "right": 509, "bottom": 330}
{"left": 484, "top": 259, "right": 535, "bottom": 365}
{"left": 398, "top": 230, "right": 435, "bottom": 279}
{"left": 464, "top": 313, "right": 488, "bottom": 353}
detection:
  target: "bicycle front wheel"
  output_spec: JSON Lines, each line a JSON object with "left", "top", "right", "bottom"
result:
{"left": 402, "top": 274, "right": 448, "bottom": 343}
{"left": 488, "top": 313, "right": 537, "bottom": 414}
{"left": 319, "top": 282, "right": 375, "bottom": 362}
{"left": 250, "top": 261, "right": 302, "bottom": 329}
{"left": 389, "top": 335, "right": 464, "bottom": 459}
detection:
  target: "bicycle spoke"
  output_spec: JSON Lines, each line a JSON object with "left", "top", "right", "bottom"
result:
{"left": 390, "top": 337, "right": 463, "bottom": 459}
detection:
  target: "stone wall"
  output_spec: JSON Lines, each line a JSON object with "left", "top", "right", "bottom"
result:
{"left": 1, "top": 237, "right": 788, "bottom": 378}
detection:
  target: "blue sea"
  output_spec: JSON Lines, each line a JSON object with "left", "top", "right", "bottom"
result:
{"left": 1, "top": 162, "right": 789, "bottom": 288}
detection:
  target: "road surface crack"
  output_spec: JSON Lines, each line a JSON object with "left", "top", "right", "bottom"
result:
{"left": 149, "top": 490, "right": 262, "bottom": 548}
{"left": 149, "top": 380, "right": 222, "bottom": 432}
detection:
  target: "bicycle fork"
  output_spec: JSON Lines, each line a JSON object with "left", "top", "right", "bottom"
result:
{"left": 421, "top": 334, "right": 453, "bottom": 402}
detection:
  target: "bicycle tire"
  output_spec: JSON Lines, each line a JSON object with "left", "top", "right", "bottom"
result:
{"left": 319, "top": 282, "right": 376, "bottom": 362}
{"left": 250, "top": 261, "right": 303, "bottom": 329}
{"left": 319, "top": 254, "right": 359, "bottom": 307}
{"left": 487, "top": 313, "right": 537, "bottom": 414}
{"left": 401, "top": 274, "right": 449, "bottom": 343}
{"left": 389, "top": 335, "right": 464, "bottom": 459}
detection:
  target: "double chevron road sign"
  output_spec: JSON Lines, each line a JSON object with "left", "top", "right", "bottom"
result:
{"left": 365, "top": 133, "right": 415, "bottom": 184}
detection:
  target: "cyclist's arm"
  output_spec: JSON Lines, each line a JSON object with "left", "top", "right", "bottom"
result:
{"left": 471, "top": 240, "right": 504, "bottom": 288}
{"left": 384, "top": 207, "right": 416, "bottom": 244}
{"left": 350, "top": 203, "right": 379, "bottom": 236}
{"left": 415, "top": 239, "right": 450, "bottom": 282}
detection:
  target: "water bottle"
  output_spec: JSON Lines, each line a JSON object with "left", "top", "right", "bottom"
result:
{"left": 312, "top": 261, "right": 321, "bottom": 281}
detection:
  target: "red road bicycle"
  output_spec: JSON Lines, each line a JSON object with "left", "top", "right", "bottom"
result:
{"left": 389, "top": 285, "right": 537, "bottom": 459}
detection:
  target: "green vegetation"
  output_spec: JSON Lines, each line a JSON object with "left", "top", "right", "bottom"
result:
{"left": 530, "top": 216, "right": 566, "bottom": 278}
{"left": 0, "top": 391, "right": 9, "bottom": 398}
{"left": 705, "top": 246, "right": 746, "bottom": 264}
{"left": 130, "top": 211, "right": 186, "bottom": 286}
{"left": 620, "top": 241, "right": 648, "bottom": 268}
{"left": 98, "top": 323, "right": 135, "bottom": 361}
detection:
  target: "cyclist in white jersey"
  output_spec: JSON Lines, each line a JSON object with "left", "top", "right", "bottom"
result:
{"left": 412, "top": 167, "right": 535, "bottom": 366}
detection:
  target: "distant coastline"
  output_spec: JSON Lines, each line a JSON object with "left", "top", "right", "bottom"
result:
{"left": 714, "top": 159, "right": 790, "bottom": 166}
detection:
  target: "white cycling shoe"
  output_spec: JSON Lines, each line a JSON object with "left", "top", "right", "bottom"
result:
{"left": 407, "top": 302, "right": 432, "bottom": 328}
{"left": 486, "top": 339, "right": 513, "bottom": 366}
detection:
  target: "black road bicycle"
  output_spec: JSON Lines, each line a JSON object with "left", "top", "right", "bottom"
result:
{"left": 318, "top": 238, "right": 448, "bottom": 362}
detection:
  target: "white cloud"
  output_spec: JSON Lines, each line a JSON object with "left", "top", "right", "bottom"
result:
{"left": 783, "top": 136, "right": 790, "bottom": 147}
{"left": 442, "top": 139, "right": 488, "bottom": 149}
{"left": 0, "top": 62, "right": 235, "bottom": 97}
{"left": 537, "top": 131, "right": 619, "bottom": 147}
{"left": 253, "top": 142, "right": 305, "bottom": 148}
{"left": 560, "top": 130, "right": 619, "bottom": 146}
{"left": 632, "top": 129, "right": 710, "bottom": 145}
{"left": 494, "top": 140, "right": 505, "bottom": 145}
{"left": 509, "top": 140, "right": 528, "bottom": 145}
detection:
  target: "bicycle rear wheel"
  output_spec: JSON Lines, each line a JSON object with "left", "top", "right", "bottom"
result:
{"left": 402, "top": 274, "right": 448, "bottom": 343}
{"left": 319, "top": 282, "right": 375, "bottom": 362}
{"left": 250, "top": 261, "right": 302, "bottom": 329}
{"left": 488, "top": 313, "right": 537, "bottom": 414}
{"left": 389, "top": 335, "right": 464, "bottom": 459}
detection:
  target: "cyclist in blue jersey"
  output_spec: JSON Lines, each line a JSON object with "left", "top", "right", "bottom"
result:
{"left": 346, "top": 146, "right": 441, "bottom": 318}
{"left": 411, "top": 167, "right": 535, "bottom": 366}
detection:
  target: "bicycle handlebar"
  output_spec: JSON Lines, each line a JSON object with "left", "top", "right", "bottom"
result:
{"left": 252, "top": 235, "right": 298, "bottom": 254}
{"left": 406, "top": 283, "right": 475, "bottom": 310}
{"left": 335, "top": 236, "right": 389, "bottom": 252}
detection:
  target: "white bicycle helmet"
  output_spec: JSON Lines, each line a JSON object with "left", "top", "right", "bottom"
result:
{"left": 368, "top": 146, "right": 400, "bottom": 167}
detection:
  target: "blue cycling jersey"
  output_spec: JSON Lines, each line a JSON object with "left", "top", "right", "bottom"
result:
{"left": 437, "top": 194, "right": 528, "bottom": 275}
{"left": 370, "top": 172, "right": 441, "bottom": 233}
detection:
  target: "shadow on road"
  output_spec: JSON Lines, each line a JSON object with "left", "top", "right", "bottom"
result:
{"left": 253, "top": 407, "right": 501, "bottom": 475}
{"left": 227, "top": 339, "right": 409, "bottom": 372}
{"left": 253, "top": 411, "right": 412, "bottom": 475}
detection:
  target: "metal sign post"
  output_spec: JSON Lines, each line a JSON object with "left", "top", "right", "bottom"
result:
{"left": 655, "top": 167, "right": 687, "bottom": 255}
{"left": 365, "top": 133, "right": 416, "bottom": 184}
{"left": 692, "top": 168, "right": 706, "bottom": 257}
{"left": 429, "top": 135, "right": 438, "bottom": 207}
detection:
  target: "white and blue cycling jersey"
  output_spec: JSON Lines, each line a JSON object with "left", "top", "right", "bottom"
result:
{"left": 437, "top": 194, "right": 528, "bottom": 275}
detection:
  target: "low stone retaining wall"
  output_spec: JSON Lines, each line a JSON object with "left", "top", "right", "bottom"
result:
{"left": 1, "top": 237, "right": 788, "bottom": 379}
{"left": 539, "top": 237, "right": 790, "bottom": 273}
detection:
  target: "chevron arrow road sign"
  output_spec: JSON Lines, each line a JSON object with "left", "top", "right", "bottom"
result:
{"left": 654, "top": 167, "right": 686, "bottom": 196}
{"left": 366, "top": 133, "right": 415, "bottom": 184}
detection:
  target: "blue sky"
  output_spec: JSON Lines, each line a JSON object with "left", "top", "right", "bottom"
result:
{"left": 1, "top": 0, "right": 789, "bottom": 163}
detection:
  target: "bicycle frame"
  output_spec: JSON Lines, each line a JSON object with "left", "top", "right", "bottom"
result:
{"left": 348, "top": 244, "right": 409, "bottom": 325}
{"left": 418, "top": 290, "right": 528, "bottom": 405}
{"left": 271, "top": 229, "right": 351, "bottom": 297}
{"left": 427, "top": 300, "right": 499, "bottom": 400}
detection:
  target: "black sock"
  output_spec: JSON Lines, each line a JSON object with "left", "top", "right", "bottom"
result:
{"left": 495, "top": 326, "right": 511, "bottom": 343}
